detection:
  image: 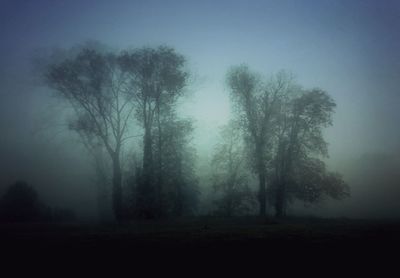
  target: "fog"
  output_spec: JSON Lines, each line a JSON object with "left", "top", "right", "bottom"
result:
{"left": 1, "top": 0, "right": 399, "bottom": 220}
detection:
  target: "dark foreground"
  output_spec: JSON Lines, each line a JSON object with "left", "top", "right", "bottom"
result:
{"left": 1, "top": 217, "right": 399, "bottom": 271}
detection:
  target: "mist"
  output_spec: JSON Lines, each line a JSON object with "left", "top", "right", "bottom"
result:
{"left": 1, "top": 1, "right": 400, "bottom": 265}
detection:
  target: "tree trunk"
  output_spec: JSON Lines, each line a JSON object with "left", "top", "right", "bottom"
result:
{"left": 275, "top": 182, "right": 286, "bottom": 218}
{"left": 227, "top": 196, "right": 232, "bottom": 217}
{"left": 175, "top": 181, "right": 183, "bottom": 217}
{"left": 175, "top": 151, "right": 183, "bottom": 217}
{"left": 258, "top": 171, "right": 266, "bottom": 216}
{"left": 140, "top": 126, "right": 156, "bottom": 218}
{"left": 112, "top": 154, "right": 123, "bottom": 222}
{"left": 156, "top": 103, "right": 163, "bottom": 214}
{"left": 255, "top": 138, "right": 267, "bottom": 217}
{"left": 143, "top": 126, "right": 153, "bottom": 179}
{"left": 95, "top": 163, "right": 111, "bottom": 222}
{"left": 226, "top": 182, "right": 233, "bottom": 217}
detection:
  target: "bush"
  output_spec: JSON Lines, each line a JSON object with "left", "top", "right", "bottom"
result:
{"left": 0, "top": 181, "right": 50, "bottom": 222}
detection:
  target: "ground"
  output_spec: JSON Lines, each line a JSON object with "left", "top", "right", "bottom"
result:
{"left": 1, "top": 216, "right": 399, "bottom": 270}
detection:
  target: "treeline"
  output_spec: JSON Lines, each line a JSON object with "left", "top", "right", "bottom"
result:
{"left": 0, "top": 181, "right": 76, "bottom": 223}
{"left": 41, "top": 42, "right": 349, "bottom": 222}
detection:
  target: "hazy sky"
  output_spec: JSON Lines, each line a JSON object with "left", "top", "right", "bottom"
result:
{"left": 1, "top": 0, "right": 399, "bottom": 216}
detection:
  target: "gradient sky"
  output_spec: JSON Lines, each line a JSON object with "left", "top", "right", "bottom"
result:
{"left": 1, "top": 0, "right": 399, "bottom": 216}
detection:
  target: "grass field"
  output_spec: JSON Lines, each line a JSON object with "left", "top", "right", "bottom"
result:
{"left": 1, "top": 216, "right": 399, "bottom": 268}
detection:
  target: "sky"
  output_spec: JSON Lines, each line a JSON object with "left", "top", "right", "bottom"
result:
{"left": 0, "top": 0, "right": 399, "bottom": 217}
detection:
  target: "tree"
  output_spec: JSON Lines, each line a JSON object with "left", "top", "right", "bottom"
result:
{"left": 77, "top": 135, "right": 112, "bottom": 221}
{"left": 45, "top": 48, "right": 136, "bottom": 221}
{"left": 290, "top": 158, "right": 349, "bottom": 204}
{"left": 127, "top": 116, "right": 199, "bottom": 218}
{"left": 227, "top": 66, "right": 291, "bottom": 216}
{"left": 0, "top": 181, "right": 50, "bottom": 222}
{"left": 227, "top": 65, "right": 348, "bottom": 217}
{"left": 270, "top": 89, "right": 349, "bottom": 216}
{"left": 211, "top": 123, "right": 255, "bottom": 216}
{"left": 159, "top": 117, "right": 199, "bottom": 217}
{"left": 119, "top": 46, "right": 189, "bottom": 217}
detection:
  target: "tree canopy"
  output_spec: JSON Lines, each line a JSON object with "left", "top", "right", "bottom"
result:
{"left": 226, "top": 65, "right": 349, "bottom": 217}
{"left": 41, "top": 42, "right": 349, "bottom": 221}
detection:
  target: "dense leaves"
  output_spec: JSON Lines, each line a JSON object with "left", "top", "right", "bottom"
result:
{"left": 226, "top": 65, "right": 349, "bottom": 217}
{"left": 43, "top": 42, "right": 348, "bottom": 221}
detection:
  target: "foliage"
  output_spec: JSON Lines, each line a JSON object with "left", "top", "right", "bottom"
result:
{"left": 118, "top": 46, "right": 191, "bottom": 219}
{"left": 270, "top": 88, "right": 349, "bottom": 216}
{"left": 226, "top": 66, "right": 294, "bottom": 216}
{"left": 130, "top": 117, "right": 199, "bottom": 218}
{"left": 226, "top": 65, "right": 349, "bottom": 217}
{"left": 158, "top": 118, "right": 199, "bottom": 216}
{"left": 42, "top": 41, "right": 349, "bottom": 220}
{"left": 0, "top": 181, "right": 51, "bottom": 222}
{"left": 45, "top": 47, "right": 136, "bottom": 221}
{"left": 211, "top": 123, "right": 256, "bottom": 216}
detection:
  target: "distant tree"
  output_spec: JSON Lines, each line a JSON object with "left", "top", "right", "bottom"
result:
{"left": 0, "top": 181, "right": 50, "bottom": 222}
{"left": 211, "top": 123, "right": 256, "bottom": 216}
{"left": 70, "top": 111, "right": 113, "bottom": 221}
{"left": 128, "top": 117, "right": 198, "bottom": 218}
{"left": 159, "top": 117, "right": 199, "bottom": 217}
{"left": 270, "top": 89, "right": 349, "bottom": 216}
{"left": 119, "top": 46, "right": 189, "bottom": 217}
{"left": 227, "top": 66, "right": 292, "bottom": 216}
{"left": 290, "top": 158, "right": 349, "bottom": 204}
{"left": 227, "top": 65, "right": 349, "bottom": 217}
{"left": 83, "top": 143, "right": 112, "bottom": 221}
{"left": 45, "top": 48, "right": 136, "bottom": 221}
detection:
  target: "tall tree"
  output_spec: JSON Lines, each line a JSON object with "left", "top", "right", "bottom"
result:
{"left": 227, "top": 66, "right": 291, "bottom": 216}
{"left": 159, "top": 117, "right": 199, "bottom": 217}
{"left": 126, "top": 115, "right": 198, "bottom": 218}
{"left": 45, "top": 48, "right": 135, "bottom": 221}
{"left": 271, "top": 89, "right": 349, "bottom": 216}
{"left": 119, "top": 46, "right": 189, "bottom": 217}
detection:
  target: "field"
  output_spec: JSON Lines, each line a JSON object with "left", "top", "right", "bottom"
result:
{"left": 1, "top": 216, "right": 400, "bottom": 271}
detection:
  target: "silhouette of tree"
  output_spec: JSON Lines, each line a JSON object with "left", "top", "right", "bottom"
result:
{"left": 45, "top": 48, "right": 136, "bottom": 221}
{"left": 119, "top": 46, "right": 190, "bottom": 217}
{"left": 211, "top": 122, "right": 256, "bottom": 216}
{"left": 227, "top": 66, "right": 292, "bottom": 216}
{"left": 292, "top": 158, "right": 349, "bottom": 203}
{"left": 128, "top": 116, "right": 199, "bottom": 218}
{"left": 0, "top": 181, "right": 50, "bottom": 222}
{"left": 227, "top": 65, "right": 349, "bottom": 217}
{"left": 159, "top": 117, "right": 199, "bottom": 217}
{"left": 270, "top": 88, "right": 349, "bottom": 216}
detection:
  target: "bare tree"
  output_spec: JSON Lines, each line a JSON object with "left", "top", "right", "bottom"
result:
{"left": 45, "top": 48, "right": 135, "bottom": 221}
